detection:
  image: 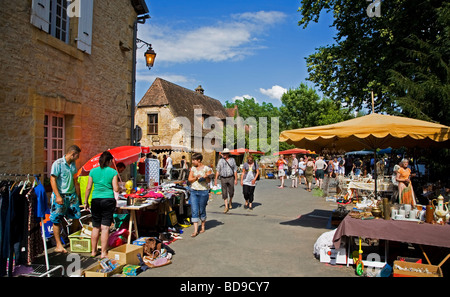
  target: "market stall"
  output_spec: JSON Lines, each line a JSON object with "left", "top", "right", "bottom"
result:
{"left": 280, "top": 112, "right": 450, "bottom": 199}
{"left": 337, "top": 176, "right": 394, "bottom": 200}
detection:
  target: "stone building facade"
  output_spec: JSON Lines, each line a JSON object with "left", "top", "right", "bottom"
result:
{"left": 0, "top": 0, "right": 149, "bottom": 179}
{"left": 136, "top": 78, "right": 229, "bottom": 168}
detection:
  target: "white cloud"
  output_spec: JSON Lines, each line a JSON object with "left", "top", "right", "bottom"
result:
{"left": 259, "top": 85, "right": 288, "bottom": 100}
{"left": 232, "top": 95, "right": 257, "bottom": 102}
{"left": 138, "top": 11, "right": 287, "bottom": 64}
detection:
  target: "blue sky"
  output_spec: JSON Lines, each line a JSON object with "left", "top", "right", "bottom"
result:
{"left": 135, "top": 0, "right": 337, "bottom": 107}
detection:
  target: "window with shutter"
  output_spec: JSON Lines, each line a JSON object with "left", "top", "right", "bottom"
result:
{"left": 31, "top": 0, "right": 51, "bottom": 32}
{"left": 76, "top": 0, "right": 94, "bottom": 54}
{"left": 49, "top": 0, "right": 70, "bottom": 43}
{"left": 30, "top": 0, "right": 93, "bottom": 54}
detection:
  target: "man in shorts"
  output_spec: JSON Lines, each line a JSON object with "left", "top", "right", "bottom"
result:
{"left": 50, "top": 145, "right": 82, "bottom": 253}
{"left": 314, "top": 155, "right": 328, "bottom": 190}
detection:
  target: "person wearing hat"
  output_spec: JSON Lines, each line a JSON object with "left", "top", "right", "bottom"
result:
{"left": 214, "top": 148, "right": 238, "bottom": 213}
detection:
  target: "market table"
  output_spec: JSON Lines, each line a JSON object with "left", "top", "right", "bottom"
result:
{"left": 117, "top": 200, "right": 160, "bottom": 244}
{"left": 347, "top": 180, "right": 394, "bottom": 193}
{"left": 334, "top": 215, "right": 450, "bottom": 249}
{"left": 333, "top": 215, "right": 450, "bottom": 268}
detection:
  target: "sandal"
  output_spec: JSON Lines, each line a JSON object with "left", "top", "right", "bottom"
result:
{"left": 191, "top": 232, "right": 198, "bottom": 237}
{"left": 224, "top": 208, "right": 229, "bottom": 213}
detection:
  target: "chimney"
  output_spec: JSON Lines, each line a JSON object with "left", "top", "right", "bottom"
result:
{"left": 195, "top": 85, "right": 204, "bottom": 95}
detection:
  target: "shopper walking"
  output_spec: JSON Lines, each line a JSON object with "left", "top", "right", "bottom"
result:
{"left": 214, "top": 148, "right": 238, "bottom": 213}
{"left": 304, "top": 157, "right": 315, "bottom": 192}
{"left": 298, "top": 157, "right": 307, "bottom": 185}
{"left": 50, "top": 145, "right": 82, "bottom": 254}
{"left": 290, "top": 154, "right": 299, "bottom": 188}
{"left": 240, "top": 155, "right": 260, "bottom": 210}
{"left": 276, "top": 155, "right": 288, "bottom": 188}
{"left": 164, "top": 153, "right": 173, "bottom": 180}
{"left": 180, "top": 155, "right": 189, "bottom": 180}
{"left": 314, "top": 156, "right": 328, "bottom": 189}
{"left": 188, "top": 153, "right": 213, "bottom": 237}
{"left": 84, "top": 151, "right": 119, "bottom": 258}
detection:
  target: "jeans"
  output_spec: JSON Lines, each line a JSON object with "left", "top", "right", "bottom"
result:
{"left": 190, "top": 190, "right": 209, "bottom": 223}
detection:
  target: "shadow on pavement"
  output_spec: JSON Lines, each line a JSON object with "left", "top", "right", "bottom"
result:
{"left": 279, "top": 209, "right": 333, "bottom": 229}
{"left": 204, "top": 219, "right": 225, "bottom": 230}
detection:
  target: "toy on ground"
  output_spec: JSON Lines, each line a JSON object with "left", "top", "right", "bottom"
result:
{"left": 354, "top": 237, "right": 364, "bottom": 276}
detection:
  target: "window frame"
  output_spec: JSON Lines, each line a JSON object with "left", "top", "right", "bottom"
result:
{"left": 44, "top": 112, "right": 65, "bottom": 178}
{"left": 147, "top": 113, "right": 158, "bottom": 135}
{"left": 49, "top": 0, "right": 70, "bottom": 43}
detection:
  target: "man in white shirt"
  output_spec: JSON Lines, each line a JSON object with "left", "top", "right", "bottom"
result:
{"left": 314, "top": 156, "right": 327, "bottom": 189}
{"left": 165, "top": 154, "right": 173, "bottom": 180}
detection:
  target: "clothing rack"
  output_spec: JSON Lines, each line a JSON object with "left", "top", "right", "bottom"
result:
{"left": 0, "top": 173, "right": 62, "bottom": 277}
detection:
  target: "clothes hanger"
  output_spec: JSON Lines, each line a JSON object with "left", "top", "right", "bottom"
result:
{"left": 20, "top": 174, "right": 31, "bottom": 194}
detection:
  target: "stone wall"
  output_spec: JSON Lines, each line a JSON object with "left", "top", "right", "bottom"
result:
{"left": 135, "top": 105, "right": 218, "bottom": 169}
{"left": 0, "top": 0, "right": 138, "bottom": 177}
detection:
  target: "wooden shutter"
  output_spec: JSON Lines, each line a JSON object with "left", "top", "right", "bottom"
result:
{"left": 30, "top": 0, "right": 50, "bottom": 32}
{"left": 76, "top": 0, "right": 94, "bottom": 54}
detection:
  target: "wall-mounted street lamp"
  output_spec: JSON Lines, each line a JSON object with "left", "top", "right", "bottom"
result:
{"left": 137, "top": 38, "right": 156, "bottom": 69}
{"left": 130, "top": 14, "right": 156, "bottom": 185}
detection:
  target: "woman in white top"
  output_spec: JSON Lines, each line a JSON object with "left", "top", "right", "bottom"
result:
{"left": 188, "top": 153, "right": 212, "bottom": 237}
{"left": 240, "top": 155, "right": 260, "bottom": 210}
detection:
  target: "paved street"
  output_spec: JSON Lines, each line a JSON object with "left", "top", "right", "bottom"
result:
{"left": 140, "top": 178, "right": 356, "bottom": 277}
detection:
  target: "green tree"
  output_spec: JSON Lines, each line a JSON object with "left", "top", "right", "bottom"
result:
{"left": 298, "top": 0, "right": 450, "bottom": 125}
{"left": 223, "top": 98, "right": 282, "bottom": 151}
{"left": 279, "top": 83, "right": 353, "bottom": 130}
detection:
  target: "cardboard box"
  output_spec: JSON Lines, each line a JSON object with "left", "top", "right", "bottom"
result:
{"left": 84, "top": 264, "right": 124, "bottom": 277}
{"left": 393, "top": 260, "right": 442, "bottom": 277}
{"left": 108, "top": 244, "right": 143, "bottom": 265}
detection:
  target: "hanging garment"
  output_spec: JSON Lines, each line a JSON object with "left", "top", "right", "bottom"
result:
{"left": 34, "top": 181, "right": 49, "bottom": 219}
{"left": 0, "top": 181, "right": 11, "bottom": 277}
{"left": 1, "top": 185, "right": 18, "bottom": 277}
{"left": 21, "top": 189, "right": 44, "bottom": 265}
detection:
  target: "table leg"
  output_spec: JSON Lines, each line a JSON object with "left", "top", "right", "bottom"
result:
{"left": 347, "top": 236, "right": 351, "bottom": 267}
{"left": 133, "top": 210, "right": 139, "bottom": 240}
{"left": 128, "top": 210, "right": 134, "bottom": 244}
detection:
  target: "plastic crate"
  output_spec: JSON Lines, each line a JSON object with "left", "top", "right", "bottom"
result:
{"left": 69, "top": 230, "right": 92, "bottom": 253}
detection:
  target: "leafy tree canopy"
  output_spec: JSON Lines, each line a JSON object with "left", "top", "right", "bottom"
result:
{"left": 298, "top": 0, "right": 450, "bottom": 125}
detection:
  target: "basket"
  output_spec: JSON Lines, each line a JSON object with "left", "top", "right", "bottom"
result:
{"left": 69, "top": 230, "right": 92, "bottom": 253}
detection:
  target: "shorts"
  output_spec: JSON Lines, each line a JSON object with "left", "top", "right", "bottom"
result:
{"left": 91, "top": 198, "right": 116, "bottom": 228}
{"left": 50, "top": 192, "right": 81, "bottom": 224}
{"left": 316, "top": 169, "right": 325, "bottom": 179}
{"left": 220, "top": 176, "right": 235, "bottom": 200}
{"left": 278, "top": 169, "right": 285, "bottom": 177}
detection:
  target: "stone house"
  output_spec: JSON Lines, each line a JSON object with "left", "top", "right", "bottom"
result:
{"left": 135, "top": 78, "right": 229, "bottom": 168}
{"left": 0, "top": 0, "right": 149, "bottom": 180}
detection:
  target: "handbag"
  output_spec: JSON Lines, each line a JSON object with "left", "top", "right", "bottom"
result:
{"left": 143, "top": 250, "right": 169, "bottom": 267}
{"left": 253, "top": 162, "right": 260, "bottom": 181}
